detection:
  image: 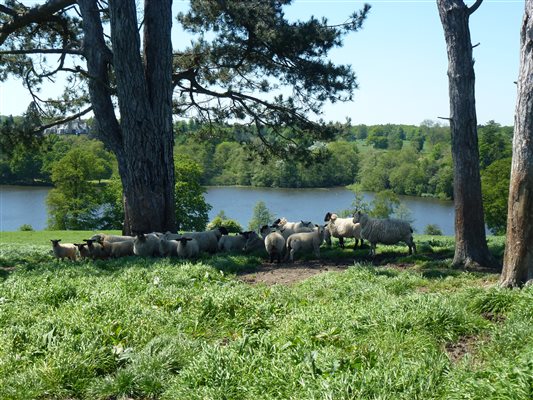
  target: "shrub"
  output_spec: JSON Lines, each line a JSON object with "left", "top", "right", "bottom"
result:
{"left": 18, "top": 224, "right": 34, "bottom": 231}
{"left": 424, "top": 224, "right": 443, "bottom": 236}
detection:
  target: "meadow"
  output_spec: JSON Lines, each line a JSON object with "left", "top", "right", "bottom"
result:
{"left": 1, "top": 231, "right": 532, "bottom": 399}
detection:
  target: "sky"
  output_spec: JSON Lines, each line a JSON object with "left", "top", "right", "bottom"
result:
{"left": 0, "top": 0, "right": 524, "bottom": 126}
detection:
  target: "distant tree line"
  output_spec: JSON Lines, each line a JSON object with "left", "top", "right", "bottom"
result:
{"left": 0, "top": 116, "right": 512, "bottom": 233}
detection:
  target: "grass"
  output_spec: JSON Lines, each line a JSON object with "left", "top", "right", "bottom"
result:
{"left": 1, "top": 232, "right": 532, "bottom": 399}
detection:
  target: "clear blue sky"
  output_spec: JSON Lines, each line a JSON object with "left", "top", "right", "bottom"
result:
{"left": 0, "top": 0, "right": 524, "bottom": 126}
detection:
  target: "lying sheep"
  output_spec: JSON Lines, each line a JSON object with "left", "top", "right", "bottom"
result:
{"left": 324, "top": 212, "right": 363, "bottom": 250}
{"left": 170, "top": 227, "right": 228, "bottom": 254}
{"left": 243, "top": 231, "right": 265, "bottom": 255}
{"left": 218, "top": 232, "right": 247, "bottom": 252}
{"left": 177, "top": 237, "right": 200, "bottom": 259}
{"left": 259, "top": 225, "right": 285, "bottom": 263}
{"left": 73, "top": 243, "right": 91, "bottom": 259}
{"left": 83, "top": 239, "right": 109, "bottom": 259}
{"left": 352, "top": 211, "right": 416, "bottom": 256}
{"left": 100, "top": 239, "right": 134, "bottom": 258}
{"left": 272, "top": 218, "right": 315, "bottom": 240}
{"left": 90, "top": 233, "right": 135, "bottom": 243}
{"left": 285, "top": 225, "right": 326, "bottom": 262}
{"left": 159, "top": 238, "right": 179, "bottom": 257}
{"left": 133, "top": 233, "right": 161, "bottom": 257}
{"left": 51, "top": 239, "right": 78, "bottom": 261}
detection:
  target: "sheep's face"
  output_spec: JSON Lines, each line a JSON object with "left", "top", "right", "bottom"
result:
{"left": 51, "top": 239, "right": 61, "bottom": 247}
{"left": 324, "top": 212, "right": 333, "bottom": 222}
{"left": 353, "top": 211, "right": 362, "bottom": 224}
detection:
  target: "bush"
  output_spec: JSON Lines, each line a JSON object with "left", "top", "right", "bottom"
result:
{"left": 207, "top": 211, "right": 242, "bottom": 233}
{"left": 424, "top": 224, "right": 443, "bottom": 236}
{"left": 18, "top": 224, "right": 34, "bottom": 231}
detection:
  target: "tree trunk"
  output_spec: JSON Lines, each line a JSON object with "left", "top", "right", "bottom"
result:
{"left": 437, "top": 0, "right": 496, "bottom": 269}
{"left": 78, "top": 0, "right": 176, "bottom": 235}
{"left": 500, "top": 0, "right": 533, "bottom": 288}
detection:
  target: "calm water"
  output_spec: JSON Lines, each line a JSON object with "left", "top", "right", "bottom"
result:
{"left": 0, "top": 185, "right": 455, "bottom": 235}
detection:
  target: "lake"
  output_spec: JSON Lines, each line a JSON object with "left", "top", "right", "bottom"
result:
{"left": 0, "top": 185, "right": 455, "bottom": 234}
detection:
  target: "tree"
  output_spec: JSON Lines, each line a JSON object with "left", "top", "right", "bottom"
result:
{"left": 437, "top": 0, "right": 496, "bottom": 269}
{"left": 481, "top": 158, "right": 511, "bottom": 235}
{"left": 0, "top": 1, "right": 370, "bottom": 235}
{"left": 500, "top": 1, "right": 533, "bottom": 288}
{"left": 248, "top": 201, "right": 274, "bottom": 232}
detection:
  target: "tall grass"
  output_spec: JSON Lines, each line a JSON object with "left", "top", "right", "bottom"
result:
{"left": 1, "top": 233, "right": 531, "bottom": 399}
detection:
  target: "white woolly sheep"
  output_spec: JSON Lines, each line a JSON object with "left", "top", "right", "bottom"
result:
{"left": 259, "top": 225, "right": 286, "bottom": 263}
{"left": 272, "top": 218, "right": 315, "bottom": 240}
{"left": 285, "top": 225, "right": 326, "bottom": 262}
{"left": 100, "top": 239, "right": 134, "bottom": 258}
{"left": 324, "top": 212, "right": 363, "bottom": 250}
{"left": 218, "top": 232, "right": 247, "bottom": 252}
{"left": 83, "top": 239, "right": 109, "bottom": 259}
{"left": 133, "top": 233, "right": 161, "bottom": 257}
{"left": 176, "top": 237, "right": 200, "bottom": 259}
{"left": 352, "top": 211, "right": 416, "bottom": 256}
{"left": 171, "top": 227, "right": 229, "bottom": 254}
{"left": 243, "top": 231, "right": 266, "bottom": 255}
{"left": 73, "top": 243, "right": 91, "bottom": 259}
{"left": 50, "top": 239, "right": 78, "bottom": 261}
{"left": 90, "top": 233, "right": 135, "bottom": 243}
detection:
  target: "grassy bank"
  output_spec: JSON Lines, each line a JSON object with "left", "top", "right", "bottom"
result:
{"left": 1, "top": 233, "right": 531, "bottom": 399}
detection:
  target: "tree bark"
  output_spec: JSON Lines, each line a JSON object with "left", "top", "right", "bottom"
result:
{"left": 437, "top": 0, "right": 496, "bottom": 269}
{"left": 78, "top": 0, "right": 176, "bottom": 235}
{"left": 500, "top": 0, "right": 533, "bottom": 288}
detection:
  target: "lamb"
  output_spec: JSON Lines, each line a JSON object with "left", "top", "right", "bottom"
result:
{"left": 272, "top": 218, "right": 315, "bottom": 240}
{"left": 73, "top": 243, "right": 91, "bottom": 259}
{"left": 90, "top": 233, "right": 135, "bottom": 243}
{"left": 285, "top": 225, "right": 326, "bottom": 262}
{"left": 50, "top": 239, "right": 78, "bottom": 261}
{"left": 259, "top": 225, "right": 285, "bottom": 263}
{"left": 176, "top": 237, "right": 200, "bottom": 259}
{"left": 168, "top": 227, "right": 228, "bottom": 254}
{"left": 83, "top": 239, "right": 109, "bottom": 259}
{"left": 159, "top": 238, "right": 179, "bottom": 257}
{"left": 323, "top": 212, "right": 363, "bottom": 250}
{"left": 133, "top": 233, "right": 161, "bottom": 257}
{"left": 99, "top": 239, "right": 134, "bottom": 258}
{"left": 352, "top": 211, "right": 416, "bottom": 256}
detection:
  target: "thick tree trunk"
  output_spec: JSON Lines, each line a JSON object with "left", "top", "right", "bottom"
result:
{"left": 79, "top": 0, "right": 176, "bottom": 235}
{"left": 500, "top": 1, "right": 533, "bottom": 288}
{"left": 437, "top": 0, "right": 496, "bottom": 269}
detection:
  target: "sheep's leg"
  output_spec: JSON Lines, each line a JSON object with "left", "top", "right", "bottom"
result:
{"left": 353, "top": 238, "right": 359, "bottom": 250}
{"left": 339, "top": 237, "right": 345, "bottom": 248}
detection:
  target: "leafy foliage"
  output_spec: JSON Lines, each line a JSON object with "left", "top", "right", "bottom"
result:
{"left": 481, "top": 157, "right": 511, "bottom": 234}
{"left": 248, "top": 201, "right": 275, "bottom": 232}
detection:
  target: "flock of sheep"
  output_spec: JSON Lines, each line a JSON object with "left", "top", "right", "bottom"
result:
{"left": 50, "top": 211, "right": 417, "bottom": 263}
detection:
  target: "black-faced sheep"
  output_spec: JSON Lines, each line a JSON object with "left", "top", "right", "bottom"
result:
{"left": 352, "top": 211, "right": 416, "bottom": 256}
{"left": 175, "top": 227, "right": 229, "bottom": 254}
{"left": 83, "top": 239, "right": 109, "bottom": 259}
{"left": 324, "top": 212, "right": 363, "bottom": 250}
{"left": 133, "top": 233, "right": 161, "bottom": 257}
{"left": 51, "top": 239, "right": 78, "bottom": 261}
{"left": 272, "top": 218, "right": 315, "bottom": 240}
{"left": 177, "top": 237, "right": 200, "bottom": 259}
{"left": 73, "top": 243, "right": 90, "bottom": 259}
{"left": 100, "top": 239, "right": 134, "bottom": 258}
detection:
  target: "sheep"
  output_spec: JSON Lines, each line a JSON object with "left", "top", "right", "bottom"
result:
{"left": 169, "top": 227, "right": 229, "bottom": 254}
{"left": 352, "top": 211, "right": 416, "bottom": 256}
{"left": 90, "top": 233, "right": 135, "bottom": 243}
{"left": 99, "top": 239, "right": 134, "bottom": 258}
{"left": 133, "top": 233, "right": 161, "bottom": 257}
{"left": 218, "top": 232, "right": 246, "bottom": 252}
{"left": 176, "top": 237, "right": 200, "bottom": 259}
{"left": 285, "top": 225, "right": 326, "bottom": 262}
{"left": 258, "top": 225, "right": 286, "bottom": 263}
{"left": 50, "top": 239, "right": 78, "bottom": 261}
{"left": 272, "top": 218, "right": 315, "bottom": 240}
{"left": 83, "top": 239, "right": 109, "bottom": 259}
{"left": 159, "top": 238, "right": 179, "bottom": 257}
{"left": 323, "top": 212, "right": 363, "bottom": 250}
{"left": 243, "top": 231, "right": 266, "bottom": 255}
{"left": 73, "top": 243, "right": 91, "bottom": 259}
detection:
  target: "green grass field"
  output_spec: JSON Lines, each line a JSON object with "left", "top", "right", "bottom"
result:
{"left": 1, "top": 232, "right": 532, "bottom": 399}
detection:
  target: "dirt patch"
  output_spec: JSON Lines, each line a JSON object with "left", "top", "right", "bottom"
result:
{"left": 445, "top": 335, "right": 481, "bottom": 363}
{"left": 237, "top": 259, "right": 352, "bottom": 285}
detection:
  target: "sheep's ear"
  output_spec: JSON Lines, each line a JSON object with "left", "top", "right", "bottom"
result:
{"left": 219, "top": 226, "right": 229, "bottom": 235}
{"left": 324, "top": 212, "right": 331, "bottom": 222}
{"left": 272, "top": 218, "right": 281, "bottom": 225}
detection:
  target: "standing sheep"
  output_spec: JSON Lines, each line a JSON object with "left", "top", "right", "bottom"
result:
{"left": 272, "top": 218, "right": 314, "bottom": 240}
{"left": 285, "top": 225, "right": 326, "bottom": 262}
{"left": 352, "top": 211, "right": 416, "bottom": 256}
{"left": 259, "top": 225, "right": 285, "bottom": 263}
{"left": 73, "top": 243, "right": 91, "bottom": 259}
{"left": 176, "top": 237, "right": 200, "bottom": 259}
{"left": 50, "top": 239, "right": 78, "bottom": 261}
{"left": 324, "top": 212, "right": 363, "bottom": 249}
{"left": 83, "top": 239, "right": 109, "bottom": 259}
